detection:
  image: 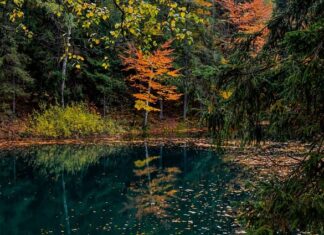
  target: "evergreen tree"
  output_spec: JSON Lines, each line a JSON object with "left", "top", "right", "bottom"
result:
{"left": 0, "top": 1, "right": 33, "bottom": 117}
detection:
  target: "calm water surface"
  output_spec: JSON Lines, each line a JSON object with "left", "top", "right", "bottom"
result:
{"left": 0, "top": 144, "right": 247, "bottom": 235}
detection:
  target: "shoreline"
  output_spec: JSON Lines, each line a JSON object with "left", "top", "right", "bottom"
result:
{"left": 0, "top": 135, "right": 309, "bottom": 150}
{"left": 0, "top": 136, "right": 311, "bottom": 178}
{"left": 0, "top": 135, "right": 212, "bottom": 150}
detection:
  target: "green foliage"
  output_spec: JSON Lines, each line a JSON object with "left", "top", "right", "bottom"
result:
{"left": 242, "top": 154, "right": 324, "bottom": 234}
{"left": 208, "top": 0, "right": 324, "bottom": 144}
{"left": 28, "top": 145, "right": 124, "bottom": 177}
{"left": 266, "top": 18, "right": 323, "bottom": 141}
{"left": 28, "top": 103, "right": 122, "bottom": 138}
{"left": 0, "top": 0, "right": 322, "bottom": 233}
{"left": 0, "top": 3, "right": 33, "bottom": 117}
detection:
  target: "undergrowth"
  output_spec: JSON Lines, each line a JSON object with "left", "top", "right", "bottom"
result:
{"left": 28, "top": 103, "right": 122, "bottom": 138}
{"left": 241, "top": 153, "right": 324, "bottom": 234}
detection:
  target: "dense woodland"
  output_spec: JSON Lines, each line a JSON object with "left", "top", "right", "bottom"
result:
{"left": 0, "top": 0, "right": 322, "bottom": 140}
{"left": 0, "top": 0, "right": 323, "bottom": 233}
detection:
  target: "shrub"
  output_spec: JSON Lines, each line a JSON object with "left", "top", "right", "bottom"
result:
{"left": 28, "top": 103, "right": 122, "bottom": 138}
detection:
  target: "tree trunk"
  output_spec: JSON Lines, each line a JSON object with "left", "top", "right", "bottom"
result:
{"left": 212, "top": 0, "right": 216, "bottom": 34}
{"left": 61, "top": 57, "right": 67, "bottom": 107}
{"left": 103, "top": 94, "right": 107, "bottom": 118}
{"left": 159, "top": 145, "right": 163, "bottom": 169}
{"left": 159, "top": 98, "right": 164, "bottom": 120}
{"left": 144, "top": 106, "right": 149, "bottom": 128}
{"left": 183, "top": 43, "right": 190, "bottom": 121}
{"left": 143, "top": 79, "right": 152, "bottom": 129}
{"left": 183, "top": 87, "right": 188, "bottom": 120}
{"left": 61, "top": 23, "right": 72, "bottom": 108}
{"left": 182, "top": 3, "right": 191, "bottom": 121}
{"left": 12, "top": 76, "right": 16, "bottom": 115}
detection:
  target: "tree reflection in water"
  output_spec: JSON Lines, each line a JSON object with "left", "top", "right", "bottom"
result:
{"left": 27, "top": 145, "right": 122, "bottom": 235}
{"left": 0, "top": 144, "right": 246, "bottom": 234}
{"left": 126, "top": 142, "right": 181, "bottom": 220}
{"left": 29, "top": 145, "right": 109, "bottom": 177}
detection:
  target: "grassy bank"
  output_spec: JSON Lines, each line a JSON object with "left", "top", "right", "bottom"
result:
{"left": 0, "top": 105, "right": 206, "bottom": 140}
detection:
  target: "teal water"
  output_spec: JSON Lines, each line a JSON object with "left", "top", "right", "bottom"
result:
{"left": 0, "top": 144, "right": 247, "bottom": 235}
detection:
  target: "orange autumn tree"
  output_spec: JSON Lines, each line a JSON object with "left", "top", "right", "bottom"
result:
{"left": 120, "top": 41, "right": 181, "bottom": 128}
{"left": 219, "top": 0, "right": 272, "bottom": 52}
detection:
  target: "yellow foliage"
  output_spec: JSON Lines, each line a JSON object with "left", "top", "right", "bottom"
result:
{"left": 220, "top": 57, "right": 228, "bottom": 65}
{"left": 166, "top": 189, "right": 178, "bottom": 196}
{"left": 194, "top": 0, "right": 213, "bottom": 8}
{"left": 102, "top": 62, "right": 109, "bottom": 70}
{"left": 219, "top": 90, "right": 233, "bottom": 100}
{"left": 93, "top": 38, "right": 100, "bottom": 45}
{"left": 9, "top": 9, "right": 24, "bottom": 22}
{"left": 13, "top": 0, "right": 24, "bottom": 7}
{"left": 134, "top": 100, "right": 160, "bottom": 112}
{"left": 28, "top": 103, "right": 122, "bottom": 138}
{"left": 134, "top": 156, "right": 159, "bottom": 168}
{"left": 86, "top": 11, "right": 94, "bottom": 18}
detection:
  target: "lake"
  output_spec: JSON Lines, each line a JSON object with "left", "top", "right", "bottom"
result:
{"left": 0, "top": 144, "right": 247, "bottom": 234}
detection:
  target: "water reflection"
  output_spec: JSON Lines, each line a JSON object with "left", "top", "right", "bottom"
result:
{"left": 127, "top": 142, "right": 181, "bottom": 219}
{"left": 29, "top": 145, "right": 119, "bottom": 177}
{"left": 0, "top": 144, "right": 246, "bottom": 234}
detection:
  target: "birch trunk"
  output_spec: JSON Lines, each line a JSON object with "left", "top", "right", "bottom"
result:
{"left": 61, "top": 23, "right": 72, "bottom": 108}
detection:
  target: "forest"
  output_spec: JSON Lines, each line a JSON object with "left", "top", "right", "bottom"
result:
{"left": 0, "top": 0, "right": 323, "bottom": 234}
